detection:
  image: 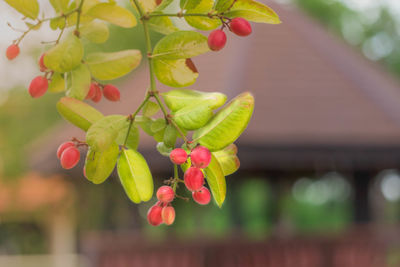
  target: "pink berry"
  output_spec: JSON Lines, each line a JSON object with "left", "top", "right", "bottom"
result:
{"left": 208, "top": 30, "right": 227, "bottom": 51}
{"left": 192, "top": 186, "right": 211, "bottom": 205}
{"left": 28, "top": 76, "right": 48, "bottom": 98}
{"left": 91, "top": 84, "right": 102, "bottom": 103}
{"left": 86, "top": 83, "right": 98, "bottom": 100}
{"left": 230, "top": 18, "right": 252, "bottom": 37}
{"left": 184, "top": 167, "right": 204, "bottom": 192}
{"left": 147, "top": 204, "right": 163, "bottom": 226}
{"left": 38, "top": 53, "right": 47, "bottom": 72}
{"left": 156, "top": 186, "right": 175, "bottom": 203}
{"left": 60, "top": 146, "right": 80, "bottom": 169}
{"left": 190, "top": 146, "right": 211, "bottom": 168}
{"left": 6, "top": 44, "right": 19, "bottom": 60}
{"left": 161, "top": 206, "right": 175, "bottom": 225}
{"left": 169, "top": 148, "right": 188, "bottom": 165}
{"left": 103, "top": 84, "right": 120, "bottom": 101}
{"left": 57, "top": 141, "right": 75, "bottom": 159}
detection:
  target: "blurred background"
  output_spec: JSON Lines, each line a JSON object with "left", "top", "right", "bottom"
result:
{"left": 1, "top": 0, "right": 400, "bottom": 266}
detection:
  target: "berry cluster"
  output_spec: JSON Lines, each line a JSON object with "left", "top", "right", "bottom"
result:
{"left": 207, "top": 17, "right": 253, "bottom": 51}
{"left": 85, "top": 82, "right": 121, "bottom": 103}
{"left": 57, "top": 141, "right": 81, "bottom": 169}
{"left": 147, "top": 186, "right": 176, "bottom": 226}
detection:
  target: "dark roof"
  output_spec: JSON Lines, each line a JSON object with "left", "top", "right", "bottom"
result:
{"left": 29, "top": 1, "right": 400, "bottom": 173}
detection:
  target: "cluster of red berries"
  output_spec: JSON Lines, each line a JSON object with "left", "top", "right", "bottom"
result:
{"left": 147, "top": 186, "right": 176, "bottom": 226}
{"left": 85, "top": 82, "right": 120, "bottom": 103}
{"left": 57, "top": 141, "right": 81, "bottom": 169}
{"left": 207, "top": 17, "right": 252, "bottom": 51}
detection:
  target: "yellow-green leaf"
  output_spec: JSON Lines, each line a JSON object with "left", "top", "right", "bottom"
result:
{"left": 163, "top": 124, "right": 178, "bottom": 148}
{"left": 49, "top": 0, "right": 70, "bottom": 13}
{"left": 66, "top": 64, "right": 91, "bottom": 100}
{"left": 225, "top": 0, "right": 281, "bottom": 24}
{"left": 173, "top": 102, "right": 213, "bottom": 130}
{"left": 213, "top": 144, "right": 240, "bottom": 176}
{"left": 162, "top": 89, "right": 227, "bottom": 112}
{"left": 80, "top": 21, "right": 110, "bottom": 44}
{"left": 87, "top": 3, "right": 137, "bottom": 28}
{"left": 214, "top": 0, "right": 235, "bottom": 12}
{"left": 48, "top": 73, "right": 65, "bottom": 93}
{"left": 115, "top": 123, "right": 140, "bottom": 150}
{"left": 117, "top": 149, "right": 154, "bottom": 203}
{"left": 153, "top": 31, "right": 209, "bottom": 60}
{"left": 185, "top": 0, "right": 221, "bottom": 30}
{"left": 193, "top": 92, "right": 254, "bottom": 151}
{"left": 86, "top": 50, "right": 142, "bottom": 81}
{"left": 204, "top": 154, "right": 226, "bottom": 207}
{"left": 148, "top": 16, "right": 179, "bottom": 35}
{"left": 5, "top": 0, "right": 39, "bottom": 20}
{"left": 44, "top": 34, "right": 84, "bottom": 73}
{"left": 56, "top": 97, "right": 104, "bottom": 131}
{"left": 85, "top": 142, "right": 119, "bottom": 184}
{"left": 180, "top": 0, "right": 200, "bottom": 10}
{"left": 154, "top": 58, "right": 198, "bottom": 87}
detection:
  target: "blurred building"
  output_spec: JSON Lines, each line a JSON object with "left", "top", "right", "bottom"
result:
{"left": 19, "top": 1, "right": 400, "bottom": 267}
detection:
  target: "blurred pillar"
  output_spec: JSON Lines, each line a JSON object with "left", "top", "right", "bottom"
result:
{"left": 353, "top": 171, "right": 372, "bottom": 222}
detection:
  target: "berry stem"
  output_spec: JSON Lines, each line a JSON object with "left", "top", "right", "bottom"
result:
{"left": 172, "top": 164, "right": 178, "bottom": 192}
{"left": 75, "top": 0, "right": 86, "bottom": 36}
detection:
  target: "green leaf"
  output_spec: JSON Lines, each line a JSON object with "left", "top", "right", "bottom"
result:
{"left": 193, "top": 92, "right": 254, "bottom": 151}
{"left": 134, "top": 0, "right": 157, "bottom": 13}
{"left": 49, "top": 0, "right": 70, "bottom": 13}
{"left": 66, "top": 64, "right": 91, "bottom": 100}
{"left": 225, "top": 0, "right": 281, "bottom": 24}
{"left": 86, "top": 115, "right": 126, "bottom": 152}
{"left": 142, "top": 101, "right": 160, "bottom": 117}
{"left": 204, "top": 154, "right": 226, "bottom": 207}
{"left": 44, "top": 34, "right": 84, "bottom": 73}
{"left": 80, "top": 21, "right": 110, "bottom": 44}
{"left": 50, "top": 17, "right": 66, "bottom": 30}
{"left": 162, "top": 89, "right": 227, "bottom": 112}
{"left": 87, "top": 3, "right": 137, "bottom": 28}
{"left": 155, "top": 0, "right": 174, "bottom": 11}
{"left": 163, "top": 124, "right": 178, "bottom": 148}
{"left": 153, "top": 31, "right": 209, "bottom": 60}
{"left": 213, "top": 144, "right": 240, "bottom": 176}
{"left": 154, "top": 58, "right": 199, "bottom": 87}
{"left": 148, "top": 16, "right": 179, "bottom": 35}
{"left": 117, "top": 148, "right": 154, "bottom": 203}
{"left": 48, "top": 73, "right": 65, "bottom": 93}
{"left": 153, "top": 127, "right": 166, "bottom": 142}
{"left": 56, "top": 97, "right": 104, "bottom": 131}
{"left": 214, "top": 0, "right": 235, "bottom": 12}
{"left": 180, "top": 0, "right": 200, "bottom": 10}
{"left": 85, "top": 142, "right": 119, "bottom": 184}
{"left": 156, "top": 142, "right": 173, "bottom": 156}
{"left": 173, "top": 102, "right": 213, "bottom": 130}
{"left": 115, "top": 122, "right": 140, "bottom": 150}
{"left": 136, "top": 116, "right": 154, "bottom": 136}
{"left": 151, "top": 118, "right": 167, "bottom": 132}
{"left": 86, "top": 50, "right": 142, "bottom": 81}
{"left": 185, "top": 0, "right": 221, "bottom": 30}
{"left": 5, "top": 0, "right": 39, "bottom": 20}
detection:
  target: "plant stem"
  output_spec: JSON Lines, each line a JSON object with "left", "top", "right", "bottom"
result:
{"left": 172, "top": 164, "right": 178, "bottom": 192}
{"left": 148, "top": 13, "right": 214, "bottom": 18}
{"left": 75, "top": 0, "right": 85, "bottom": 34}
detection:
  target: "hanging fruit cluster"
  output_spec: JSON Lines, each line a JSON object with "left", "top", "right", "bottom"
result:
{"left": 4, "top": 0, "right": 280, "bottom": 226}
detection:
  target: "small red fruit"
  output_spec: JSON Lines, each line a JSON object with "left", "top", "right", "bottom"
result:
{"left": 230, "top": 18, "right": 252, "bottom": 37}
{"left": 192, "top": 186, "right": 211, "bottom": 205}
{"left": 86, "top": 83, "right": 98, "bottom": 100}
{"left": 190, "top": 146, "right": 211, "bottom": 168}
{"left": 184, "top": 167, "right": 204, "bottom": 192}
{"left": 147, "top": 205, "right": 163, "bottom": 226}
{"left": 91, "top": 84, "right": 102, "bottom": 103}
{"left": 57, "top": 141, "right": 75, "bottom": 159}
{"left": 208, "top": 30, "right": 227, "bottom": 51}
{"left": 38, "top": 54, "right": 47, "bottom": 72}
{"left": 161, "top": 206, "right": 175, "bottom": 225}
{"left": 169, "top": 148, "right": 188, "bottom": 165}
{"left": 6, "top": 44, "right": 20, "bottom": 60}
{"left": 60, "top": 146, "right": 80, "bottom": 169}
{"left": 157, "top": 186, "right": 175, "bottom": 203}
{"left": 103, "top": 84, "right": 120, "bottom": 101}
{"left": 28, "top": 76, "right": 48, "bottom": 98}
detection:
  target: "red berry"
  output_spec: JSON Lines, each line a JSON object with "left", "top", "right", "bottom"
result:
{"left": 230, "top": 18, "right": 252, "bottom": 37}
{"left": 28, "top": 76, "right": 48, "bottom": 98}
{"left": 190, "top": 146, "right": 211, "bottom": 168}
{"left": 91, "top": 84, "right": 102, "bottom": 103}
{"left": 147, "top": 205, "right": 163, "bottom": 226}
{"left": 103, "top": 84, "right": 120, "bottom": 101}
{"left": 6, "top": 44, "right": 19, "bottom": 60}
{"left": 156, "top": 186, "right": 175, "bottom": 203}
{"left": 208, "top": 30, "right": 227, "bottom": 51}
{"left": 60, "top": 146, "right": 80, "bottom": 169}
{"left": 192, "top": 186, "right": 211, "bottom": 205}
{"left": 86, "top": 83, "right": 98, "bottom": 100}
{"left": 161, "top": 206, "right": 175, "bottom": 225}
{"left": 184, "top": 167, "right": 204, "bottom": 191}
{"left": 57, "top": 141, "right": 75, "bottom": 159}
{"left": 38, "top": 54, "right": 47, "bottom": 72}
{"left": 169, "top": 148, "right": 188, "bottom": 165}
